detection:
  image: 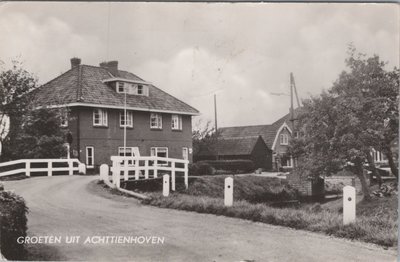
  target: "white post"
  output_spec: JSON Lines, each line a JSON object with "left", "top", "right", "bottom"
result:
{"left": 144, "top": 160, "right": 149, "bottom": 179}
{"left": 78, "top": 163, "right": 86, "bottom": 175}
{"left": 343, "top": 185, "right": 356, "bottom": 225}
{"left": 224, "top": 177, "right": 233, "bottom": 206}
{"left": 184, "top": 162, "right": 188, "bottom": 189}
{"left": 163, "top": 174, "right": 170, "bottom": 197}
{"left": 124, "top": 159, "right": 128, "bottom": 181}
{"left": 68, "top": 160, "right": 73, "bottom": 176}
{"left": 100, "top": 164, "right": 109, "bottom": 182}
{"left": 111, "top": 159, "right": 117, "bottom": 185}
{"left": 26, "top": 161, "right": 31, "bottom": 177}
{"left": 134, "top": 159, "right": 139, "bottom": 180}
{"left": 154, "top": 159, "right": 158, "bottom": 178}
{"left": 48, "top": 161, "right": 52, "bottom": 177}
{"left": 171, "top": 161, "right": 176, "bottom": 191}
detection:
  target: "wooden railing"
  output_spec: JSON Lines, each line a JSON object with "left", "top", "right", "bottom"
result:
{"left": 110, "top": 156, "right": 189, "bottom": 189}
{"left": 0, "top": 159, "right": 84, "bottom": 177}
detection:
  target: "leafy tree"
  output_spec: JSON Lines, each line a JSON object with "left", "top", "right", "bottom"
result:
{"left": 0, "top": 60, "right": 68, "bottom": 160}
{"left": 290, "top": 47, "right": 399, "bottom": 201}
{"left": 5, "top": 109, "right": 67, "bottom": 159}
{"left": 0, "top": 60, "right": 37, "bottom": 160}
{"left": 192, "top": 120, "right": 220, "bottom": 161}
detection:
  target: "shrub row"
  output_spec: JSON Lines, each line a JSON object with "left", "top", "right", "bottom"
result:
{"left": 190, "top": 160, "right": 255, "bottom": 176}
{"left": 0, "top": 185, "right": 29, "bottom": 260}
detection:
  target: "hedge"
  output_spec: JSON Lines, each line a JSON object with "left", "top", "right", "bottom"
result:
{"left": 0, "top": 185, "right": 28, "bottom": 260}
{"left": 198, "top": 159, "right": 255, "bottom": 174}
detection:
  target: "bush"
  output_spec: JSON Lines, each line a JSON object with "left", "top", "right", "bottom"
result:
{"left": 189, "top": 162, "right": 215, "bottom": 176}
{"left": 0, "top": 190, "right": 29, "bottom": 260}
{"left": 199, "top": 160, "right": 255, "bottom": 173}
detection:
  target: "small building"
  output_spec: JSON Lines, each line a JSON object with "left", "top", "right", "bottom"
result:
{"left": 196, "top": 135, "right": 272, "bottom": 169}
{"left": 219, "top": 110, "right": 299, "bottom": 171}
{"left": 31, "top": 58, "right": 199, "bottom": 169}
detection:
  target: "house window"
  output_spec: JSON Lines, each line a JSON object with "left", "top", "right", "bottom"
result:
{"left": 117, "top": 82, "right": 125, "bottom": 93}
{"left": 171, "top": 115, "right": 182, "bottom": 130}
{"left": 281, "top": 155, "right": 293, "bottom": 167}
{"left": 119, "top": 147, "right": 135, "bottom": 165}
{"left": 182, "top": 147, "right": 188, "bottom": 160}
{"left": 150, "top": 113, "right": 162, "bottom": 129}
{"left": 60, "top": 110, "right": 68, "bottom": 127}
{"left": 120, "top": 111, "right": 133, "bottom": 128}
{"left": 280, "top": 134, "right": 289, "bottom": 145}
{"left": 151, "top": 147, "right": 168, "bottom": 158}
{"left": 93, "top": 108, "right": 108, "bottom": 126}
{"left": 137, "top": 85, "right": 144, "bottom": 95}
{"left": 151, "top": 147, "right": 168, "bottom": 165}
{"left": 86, "top": 146, "right": 94, "bottom": 168}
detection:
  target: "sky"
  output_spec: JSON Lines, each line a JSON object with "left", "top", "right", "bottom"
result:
{"left": 0, "top": 2, "right": 398, "bottom": 129}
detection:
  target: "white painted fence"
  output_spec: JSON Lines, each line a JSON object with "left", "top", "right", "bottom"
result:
{"left": 0, "top": 158, "right": 83, "bottom": 177}
{"left": 110, "top": 156, "right": 189, "bottom": 189}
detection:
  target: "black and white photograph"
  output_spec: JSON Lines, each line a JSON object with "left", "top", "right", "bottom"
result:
{"left": 0, "top": 1, "right": 398, "bottom": 261}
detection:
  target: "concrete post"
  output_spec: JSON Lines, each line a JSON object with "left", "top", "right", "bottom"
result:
{"left": 68, "top": 160, "right": 73, "bottom": 176}
{"left": 48, "top": 162, "right": 52, "bottom": 176}
{"left": 163, "top": 174, "right": 170, "bottom": 197}
{"left": 100, "top": 164, "right": 109, "bottom": 182}
{"left": 171, "top": 162, "right": 176, "bottom": 191}
{"left": 224, "top": 177, "right": 233, "bottom": 206}
{"left": 26, "top": 161, "right": 31, "bottom": 177}
{"left": 343, "top": 185, "right": 356, "bottom": 225}
{"left": 78, "top": 163, "right": 86, "bottom": 175}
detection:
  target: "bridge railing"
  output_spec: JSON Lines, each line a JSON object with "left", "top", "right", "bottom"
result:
{"left": 110, "top": 156, "right": 189, "bottom": 190}
{"left": 0, "top": 159, "right": 84, "bottom": 177}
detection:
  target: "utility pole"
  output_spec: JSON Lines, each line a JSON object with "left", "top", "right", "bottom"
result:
{"left": 214, "top": 94, "right": 219, "bottom": 160}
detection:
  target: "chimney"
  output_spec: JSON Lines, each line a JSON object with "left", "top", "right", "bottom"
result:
{"left": 99, "top": 61, "right": 108, "bottom": 68}
{"left": 70, "top": 57, "right": 81, "bottom": 69}
{"left": 107, "top": 61, "right": 119, "bottom": 76}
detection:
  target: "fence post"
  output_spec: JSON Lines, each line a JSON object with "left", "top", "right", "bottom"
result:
{"left": 224, "top": 177, "right": 233, "bottom": 206}
{"left": 343, "top": 185, "right": 356, "bottom": 225}
{"left": 184, "top": 162, "right": 188, "bottom": 189}
{"left": 78, "top": 163, "right": 86, "bottom": 175}
{"left": 154, "top": 159, "right": 158, "bottom": 178}
{"left": 68, "top": 160, "right": 73, "bottom": 176}
{"left": 26, "top": 161, "right": 31, "bottom": 177}
{"left": 100, "top": 164, "right": 109, "bottom": 182}
{"left": 124, "top": 159, "right": 128, "bottom": 181}
{"left": 134, "top": 159, "right": 139, "bottom": 180}
{"left": 163, "top": 174, "right": 170, "bottom": 197}
{"left": 144, "top": 160, "right": 149, "bottom": 179}
{"left": 48, "top": 161, "right": 52, "bottom": 177}
{"left": 171, "top": 161, "right": 176, "bottom": 191}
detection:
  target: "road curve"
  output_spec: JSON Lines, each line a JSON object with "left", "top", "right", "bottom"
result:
{"left": 3, "top": 176, "right": 397, "bottom": 261}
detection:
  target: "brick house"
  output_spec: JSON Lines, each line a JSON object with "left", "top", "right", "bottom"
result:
{"left": 31, "top": 58, "right": 199, "bottom": 170}
{"left": 219, "top": 110, "right": 299, "bottom": 171}
{"left": 196, "top": 135, "right": 272, "bottom": 169}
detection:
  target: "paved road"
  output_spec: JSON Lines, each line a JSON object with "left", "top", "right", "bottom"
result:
{"left": 3, "top": 176, "right": 397, "bottom": 261}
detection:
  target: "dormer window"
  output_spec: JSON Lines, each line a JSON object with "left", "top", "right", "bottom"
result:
{"left": 115, "top": 81, "right": 148, "bottom": 96}
{"left": 117, "top": 82, "right": 125, "bottom": 93}
{"left": 137, "top": 85, "right": 144, "bottom": 95}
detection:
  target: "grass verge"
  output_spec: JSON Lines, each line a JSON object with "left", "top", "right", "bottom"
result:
{"left": 142, "top": 193, "right": 397, "bottom": 247}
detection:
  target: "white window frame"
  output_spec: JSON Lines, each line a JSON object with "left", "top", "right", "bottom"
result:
{"left": 151, "top": 147, "right": 168, "bottom": 166}
{"left": 86, "top": 146, "right": 94, "bottom": 168}
{"left": 93, "top": 108, "right": 108, "bottom": 127}
{"left": 182, "top": 147, "right": 188, "bottom": 160}
{"left": 150, "top": 113, "right": 162, "bottom": 129}
{"left": 280, "top": 134, "right": 289, "bottom": 145}
{"left": 119, "top": 111, "right": 133, "bottom": 128}
{"left": 171, "top": 115, "right": 182, "bottom": 130}
{"left": 281, "top": 156, "right": 293, "bottom": 168}
{"left": 117, "top": 82, "right": 125, "bottom": 93}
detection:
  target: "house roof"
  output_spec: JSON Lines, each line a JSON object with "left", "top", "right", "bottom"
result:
{"left": 31, "top": 64, "right": 199, "bottom": 115}
{"left": 198, "top": 136, "right": 269, "bottom": 156}
{"left": 219, "top": 109, "right": 300, "bottom": 148}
